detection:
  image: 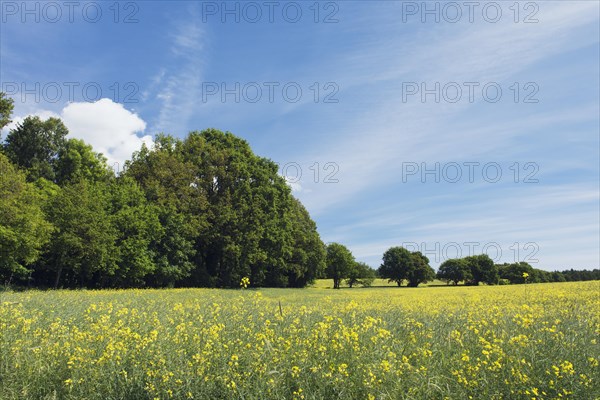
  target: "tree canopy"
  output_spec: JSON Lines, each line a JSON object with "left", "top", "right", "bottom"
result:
{"left": 0, "top": 153, "right": 53, "bottom": 283}
{"left": 464, "top": 254, "right": 498, "bottom": 285}
{"left": 0, "top": 97, "right": 326, "bottom": 289}
{"left": 326, "top": 243, "right": 355, "bottom": 289}
{"left": 0, "top": 92, "right": 14, "bottom": 131}
{"left": 437, "top": 258, "right": 472, "bottom": 285}
{"left": 346, "top": 261, "right": 376, "bottom": 288}
{"left": 3, "top": 116, "right": 69, "bottom": 182}
{"left": 378, "top": 246, "right": 436, "bottom": 287}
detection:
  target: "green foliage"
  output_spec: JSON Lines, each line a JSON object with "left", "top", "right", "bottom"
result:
{"left": 124, "top": 129, "right": 326, "bottom": 288}
{"left": 285, "top": 198, "right": 326, "bottom": 287}
{"left": 0, "top": 92, "right": 14, "bottom": 131}
{"left": 552, "top": 271, "right": 568, "bottom": 282}
{"left": 346, "top": 261, "right": 376, "bottom": 288}
{"left": 407, "top": 252, "right": 436, "bottom": 287}
{"left": 37, "top": 179, "right": 118, "bottom": 288}
{"left": 378, "top": 246, "right": 412, "bottom": 286}
{"left": 494, "top": 263, "right": 595, "bottom": 285}
{"left": 106, "top": 176, "right": 163, "bottom": 287}
{"left": 437, "top": 258, "right": 472, "bottom": 285}
{"left": 326, "top": 243, "right": 355, "bottom": 289}
{"left": 497, "top": 262, "right": 535, "bottom": 284}
{"left": 3, "top": 116, "right": 69, "bottom": 182}
{"left": 0, "top": 153, "right": 53, "bottom": 283}
{"left": 55, "top": 138, "right": 113, "bottom": 184}
{"left": 441, "top": 259, "right": 593, "bottom": 286}
{"left": 559, "top": 268, "right": 600, "bottom": 281}
{"left": 464, "top": 254, "right": 498, "bottom": 285}
{"left": 123, "top": 136, "right": 203, "bottom": 287}
{"left": 378, "top": 247, "right": 435, "bottom": 287}
{"left": 147, "top": 205, "right": 197, "bottom": 287}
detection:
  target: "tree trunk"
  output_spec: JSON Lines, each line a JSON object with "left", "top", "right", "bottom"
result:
{"left": 54, "top": 266, "right": 63, "bottom": 289}
{"left": 54, "top": 252, "right": 66, "bottom": 289}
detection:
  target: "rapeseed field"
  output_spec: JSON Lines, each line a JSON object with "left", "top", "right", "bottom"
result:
{"left": 1, "top": 281, "right": 598, "bottom": 399}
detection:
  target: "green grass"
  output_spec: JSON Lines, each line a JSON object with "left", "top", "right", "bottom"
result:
{"left": 308, "top": 278, "right": 451, "bottom": 289}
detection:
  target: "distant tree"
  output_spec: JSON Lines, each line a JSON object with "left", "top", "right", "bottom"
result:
{"left": 378, "top": 246, "right": 413, "bottom": 286}
{"left": 378, "top": 247, "right": 435, "bottom": 287}
{"left": 438, "top": 258, "right": 472, "bottom": 285}
{"left": 346, "top": 261, "right": 376, "bottom": 288}
{"left": 0, "top": 92, "right": 14, "bottom": 131}
{"left": 3, "top": 116, "right": 68, "bottom": 182}
{"left": 531, "top": 268, "right": 553, "bottom": 283}
{"left": 497, "top": 262, "right": 535, "bottom": 284}
{"left": 326, "top": 243, "right": 355, "bottom": 289}
{"left": 559, "top": 268, "right": 600, "bottom": 282}
{"left": 406, "top": 251, "right": 436, "bottom": 287}
{"left": 0, "top": 153, "right": 52, "bottom": 284}
{"left": 465, "top": 254, "right": 498, "bottom": 285}
{"left": 551, "top": 271, "right": 567, "bottom": 282}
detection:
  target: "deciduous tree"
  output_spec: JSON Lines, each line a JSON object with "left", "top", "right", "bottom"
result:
{"left": 465, "top": 254, "right": 498, "bottom": 285}
{"left": 0, "top": 154, "right": 52, "bottom": 284}
{"left": 346, "top": 261, "right": 376, "bottom": 288}
{"left": 41, "top": 179, "right": 117, "bottom": 288}
{"left": 378, "top": 246, "right": 412, "bottom": 286}
{"left": 3, "top": 116, "right": 68, "bottom": 182}
{"left": 326, "top": 243, "right": 355, "bottom": 289}
{"left": 438, "top": 258, "right": 472, "bottom": 285}
{"left": 379, "top": 247, "right": 435, "bottom": 287}
{"left": 406, "top": 251, "right": 435, "bottom": 287}
{"left": 0, "top": 92, "right": 14, "bottom": 131}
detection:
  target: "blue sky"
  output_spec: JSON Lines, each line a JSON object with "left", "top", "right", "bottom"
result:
{"left": 1, "top": 1, "right": 599, "bottom": 270}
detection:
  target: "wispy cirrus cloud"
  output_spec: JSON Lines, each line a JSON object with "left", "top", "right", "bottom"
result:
{"left": 150, "top": 8, "right": 207, "bottom": 136}
{"left": 295, "top": 1, "right": 599, "bottom": 216}
{"left": 327, "top": 184, "right": 599, "bottom": 268}
{"left": 271, "top": 1, "right": 600, "bottom": 269}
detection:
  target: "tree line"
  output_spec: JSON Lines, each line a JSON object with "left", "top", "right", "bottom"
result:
{"left": 0, "top": 93, "right": 326, "bottom": 289}
{"left": 324, "top": 242, "right": 599, "bottom": 288}
{"left": 1, "top": 93, "right": 597, "bottom": 290}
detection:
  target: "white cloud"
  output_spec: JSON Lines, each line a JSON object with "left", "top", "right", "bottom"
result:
{"left": 3, "top": 110, "right": 60, "bottom": 133}
{"left": 4, "top": 99, "right": 152, "bottom": 168}
{"left": 287, "top": 180, "right": 303, "bottom": 193}
{"left": 61, "top": 99, "right": 152, "bottom": 168}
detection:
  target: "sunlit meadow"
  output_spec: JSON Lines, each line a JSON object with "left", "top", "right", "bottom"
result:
{"left": 1, "top": 281, "right": 598, "bottom": 399}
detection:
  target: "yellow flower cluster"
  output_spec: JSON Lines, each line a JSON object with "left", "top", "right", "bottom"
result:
{"left": 0, "top": 281, "right": 598, "bottom": 399}
{"left": 240, "top": 277, "right": 250, "bottom": 289}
